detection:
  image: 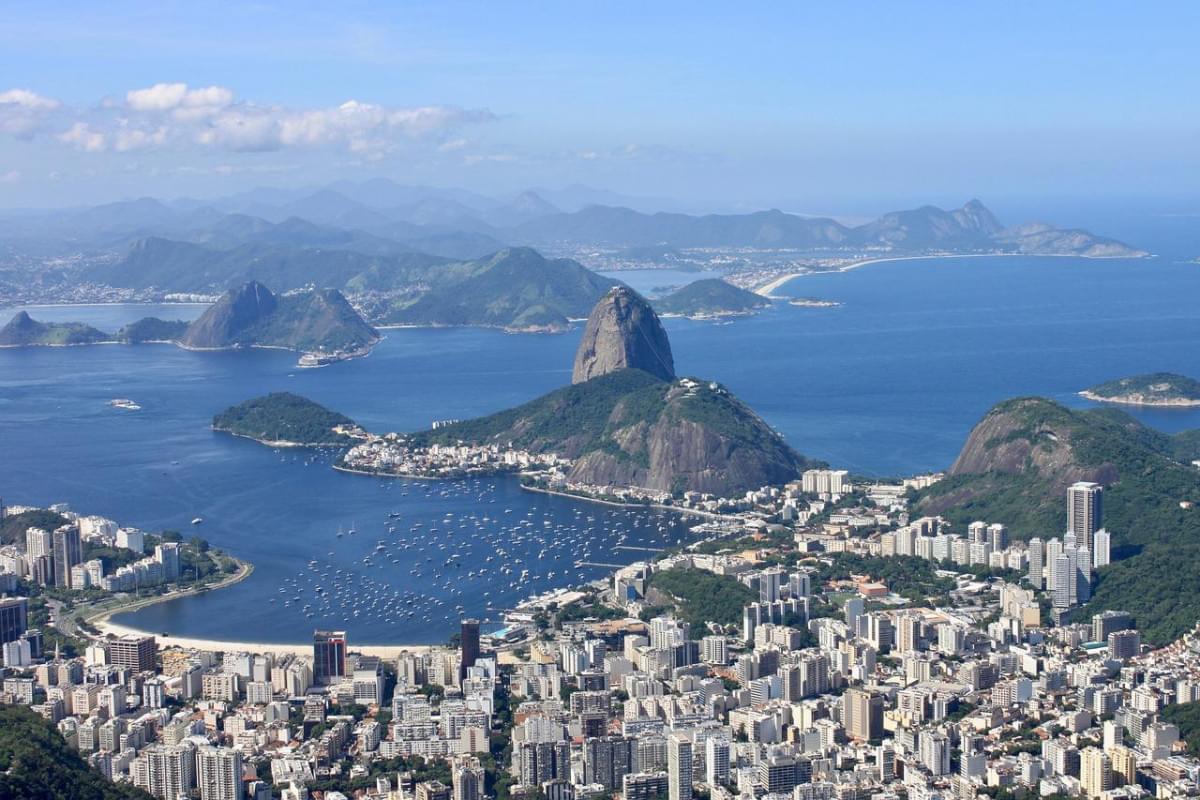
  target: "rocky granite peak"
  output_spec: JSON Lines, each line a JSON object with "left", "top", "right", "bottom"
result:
{"left": 572, "top": 286, "right": 675, "bottom": 384}
{"left": 182, "top": 280, "right": 278, "bottom": 348}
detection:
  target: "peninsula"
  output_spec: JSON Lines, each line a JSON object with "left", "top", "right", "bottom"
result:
{"left": 1079, "top": 372, "right": 1200, "bottom": 407}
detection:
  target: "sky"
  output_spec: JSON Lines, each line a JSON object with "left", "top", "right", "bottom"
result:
{"left": 1, "top": 1, "right": 1198, "bottom": 213}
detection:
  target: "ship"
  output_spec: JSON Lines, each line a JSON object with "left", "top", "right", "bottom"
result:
{"left": 109, "top": 398, "right": 142, "bottom": 410}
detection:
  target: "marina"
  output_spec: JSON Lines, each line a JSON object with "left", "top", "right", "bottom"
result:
{"left": 5, "top": 254, "right": 1200, "bottom": 644}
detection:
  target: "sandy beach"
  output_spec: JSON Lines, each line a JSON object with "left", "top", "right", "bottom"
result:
{"left": 93, "top": 617, "right": 439, "bottom": 658}
{"left": 754, "top": 251, "right": 1147, "bottom": 297}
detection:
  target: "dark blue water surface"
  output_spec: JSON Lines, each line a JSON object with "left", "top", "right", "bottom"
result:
{"left": 3, "top": 254, "right": 1200, "bottom": 643}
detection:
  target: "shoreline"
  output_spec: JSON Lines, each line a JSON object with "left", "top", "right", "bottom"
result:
{"left": 90, "top": 558, "right": 440, "bottom": 656}
{"left": 754, "top": 251, "right": 1151, "bottom": 297}
{"left": 519, "top": 482, "right": 734, "bottom": 521}
{"left": 213, "top": 426, "right": 352, "bottom": 449}
{"left": 1077, "top": 390, "right": 1200, "bottom": 408}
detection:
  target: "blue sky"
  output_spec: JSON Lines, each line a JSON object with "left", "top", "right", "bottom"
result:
{"left": 1, "top": 1, "right": 1197, "bottom": 211}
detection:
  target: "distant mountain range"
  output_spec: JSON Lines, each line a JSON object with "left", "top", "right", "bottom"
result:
{"left": 0, "top": 186, "right": 1148, "bottom": 331}
{"left": 0, "top": 181, "right": 1146, "bottom": 261}
{"left": 510, "top": 198, "right": 1146, "bottom": 256}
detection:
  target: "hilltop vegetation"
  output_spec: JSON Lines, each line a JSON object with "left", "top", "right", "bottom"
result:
{"left": 0, "top": 311, "right": 108, "bottom": 346}
{"left": 0, "top": 509, "right": 69, "bottom": 546}
{"left": 0, "top": 705, "right": 153, "bottom": 800}
{"left": 914, "top": 397, "right": 1200, "bottom": 644}
{"left": 647, "top": 567, "right": 756, "bottom": 629}
{"left": 181, "top": 281, "right": 379, "bottom": 353}
{"left": 214, "top": 392, "right": 358, "bottom": 446}
{"left": 113, "top": 317, "right": 190, "bottom": 343}
{"left": 654, "top": 278, "right": 771, "bottom": 317}
{"left": 372, "top": 247, "right": 619, "bottom": 331}
{"left": 412, "top": 368, "right": 812, "bottom": 496}
{"left": 1082, "top": 372, "right": 1200, "bottom": 406}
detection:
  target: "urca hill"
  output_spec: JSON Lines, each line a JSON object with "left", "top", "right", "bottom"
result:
{"left": 411, "top": 287, "right": 814, "bottom": 496}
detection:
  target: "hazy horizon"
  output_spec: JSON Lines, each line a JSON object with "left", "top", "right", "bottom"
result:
{"left": 2, "top": 2, "right": 1199, "bottom": 212}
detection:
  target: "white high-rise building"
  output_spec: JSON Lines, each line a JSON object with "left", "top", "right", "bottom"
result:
{"left": 1093, "top": 529, "right": 1111, "bottom": 568}
{"left": 704, "top": 736, "right": 730, "bottom": 787}
{"left": 196, "top": 746, "right": 244, "bottom": 800}
{"left": 1050, "top": 554, "right": 1073, "bottom": 609}
{"left": 1027, "top": 537, "right": 1044, "bottom": 589}
{"left": 132, "top": 744, "right": 195, "bottom": 800}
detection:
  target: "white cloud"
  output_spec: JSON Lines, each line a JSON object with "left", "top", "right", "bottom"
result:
{"left": 0, "top": 89, "right": 59, "bottom": 110}
{"left": 1, "top": 83, "right": 494, "bottom": 158}
{"left": 58, "top": 122, "right": 106, "bottom": 152}
{"left": 0, "top": 169, "right": 19, "bottom": 183}
{"left": 125, "top": 82, "right": 233, "bottom": 112}
{"left": 0, "top": 88, "right": 61, "bottom": 138}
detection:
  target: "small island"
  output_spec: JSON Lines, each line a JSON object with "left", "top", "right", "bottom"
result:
{"left": 654, "top": 278, "right": 772, "bottom": 319}
{"left": 212, "top": 392, "right": 364, "bottom": 447}
{"left": 1079, "top": 372, "right": 1200, "bottom": 407}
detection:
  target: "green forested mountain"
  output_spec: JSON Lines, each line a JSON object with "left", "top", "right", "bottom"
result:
{"left": 410, "top": 368, "right": 813, "bottom": 496}
{"left": 0, "top": 705, "right": 154, "bottom": 800}
{"left": 375, "top": 247, "right": 619, "bottom": 331}
{"left": 214, "top": 392, "right": 357, "bottom": 446}
{"left": 655, "top": 278, "right": 771, "bottom": 316}
{"left": 0, "top": 311, "right": 109, "bottom": 346}
{"left": 181, "top": 281, "right": 379, "bottom": 352}
{"left": 914, "top": 397, "right": 1200, "bottom": 644}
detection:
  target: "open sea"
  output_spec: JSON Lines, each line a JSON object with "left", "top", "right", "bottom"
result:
{"left": 3, "top": 243, "right": 1200, "bottom": 643}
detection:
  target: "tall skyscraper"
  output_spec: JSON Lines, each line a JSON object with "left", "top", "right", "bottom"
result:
{"left": 844, "top": 688, "right": 884, "bottom": 741}
{"left": 196, "top": 746, "right": 244, "bottom": 800}
{"left": 705, "top": 736, "right": 730, "bottom": 787}
{"left": 1068, "top": 482, "right": 1103, "bottom": 546}
{"left": 668, "top": 732, "right": 693, "bottom": 800}
{"left": 1027, "top": 537, "right": 1044, "bottom": 589}
{"left": 313, "top": 630, "right": 347, "bottom": 685}
{"left": 459, "top": 619, "right": 480, "bottom": 682}
{"left": 52, "top": 525, "right": 82, "bottom": 588}
{"left": 583, "top": 736, "right": 635, "bottom": 789}
{"left": 25, "top": 526, "right": 53, "bottom": 560}
{"left": 1050, "top": 553, "right": 1073, "bottom": 609}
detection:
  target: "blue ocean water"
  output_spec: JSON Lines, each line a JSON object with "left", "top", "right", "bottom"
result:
{"left": 3, "top": 253, "right": 1200, "bottom": 642}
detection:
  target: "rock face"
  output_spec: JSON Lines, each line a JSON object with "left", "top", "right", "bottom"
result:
{"left": 413, "top": 369, "right": 811, "bottom": 497}
{"left": 572, "top": 287, "right": 675, "bottom": 384}
{"left": 564, "top": 378, "right": 807, "bottom": 495}
{"left": 947, "top": 397, "right": 1119, "bottom": 490}
{"left": 182, "top": 281, "right": 277, "bottom": 348}
{"left": 182, "top": 281, "right": 379, "bottom": 352}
